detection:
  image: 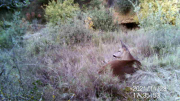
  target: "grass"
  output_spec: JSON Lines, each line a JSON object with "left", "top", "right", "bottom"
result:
{"left": 1, "top": 11, "right": 180, "bottom": 101}
{"left": 12, "top": 23, "right": 179, "bottom": 100}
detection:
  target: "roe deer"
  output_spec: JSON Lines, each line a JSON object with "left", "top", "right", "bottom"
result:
{"left": 99, "top": 40, "right": 141, "bottom": 79}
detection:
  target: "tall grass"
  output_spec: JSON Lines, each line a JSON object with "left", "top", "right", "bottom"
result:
{"left": 1, "top": 2, "right": 180, "bottom": 100}
{"left": 21, "top": 21, "right": 180, "bottom": 100}
{"left": 2, "top": 19, "right": 180, "bottom": 100}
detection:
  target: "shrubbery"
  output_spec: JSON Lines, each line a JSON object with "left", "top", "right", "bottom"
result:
{"left": 25, "top": 15, "right": 92, "bottom": 55}
{"left": 149, "top": 29, "right": 180, "bottom": 55}
{"left": 0, "top": 47, "right": 43, "bottom": 101}
{"left": 1, "top": 0, "right": 180, "bottom": 100}
{"left": 53, "top": 17, "right": 92, "bottom": 45}
{"left": 0, "top": 12, "right": 28, "bottom": 49}
{"left": 44, "top": 0, "right": 118, "bottom": 31}
{"left": 37, "top": 0, "right": 51, "bottom": 4}
{"left": 115, "top": 0, "right": 138, "bottom": 14}
{"left": 134, "top": 0, "right": 179, "bottom": 28}
{"left": 89, "top": 6, "right": 118, "bottom": 31}
{"left": 0, "top": 0, "right": 30, "bottom": 9}
{"left": 81, "top": 0, "right": 102, "bottom": 10}
{"left": 44, "top": 0, "right": 80, "bottom": 24}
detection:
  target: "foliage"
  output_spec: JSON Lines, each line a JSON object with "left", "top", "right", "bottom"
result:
{"left": 0, "top": 0, "right": 30, "bottom": 22}
{"left": 6, "top": 19, "right": 180, "bottom": 100}
{"left": 55, "top": 17, "right": 92, "bottom": 45}
{"left": 149, "top": 28, "right": 180, "bottom": 55}
{"left": 0, "top": 21, "right": 4, "bottom": 30}
{"left": 89, "top": 6, "right": 118, "bottom": 31}
{"left": 24, "top": 26, "right": 180, "bottom": 100}
{"left": 134, "top": 0, "right": 179, "bottom": 28}
{"left": 88, "top": 0, "right": 101, "bottom": 8}
{"left": 115, "top": 0, "right": 138, "bottom": 14}
{"left": 0, "top": 47, "right": 43, "bottom": 101}
{"left": 1, "top": 0, "right": 180, "bottom": 100}
{"left": 0, "top": 0, "right": 30, "bottom": 9}
{"left": 85, "top": 17, "right": 94, "bottom": 30}
{"left": 81, "top": 0, "right": 102, "bottom": 10}
{"left": 44, "top": 0, "right": 80, "bottom": 24}
{"left": 25, "top": 15, "right": 92, "bottom": 55}
{"left": 0, "top": 12, "right": 28, "bottom": 49}
{"left": 37, "top": 0, "right": 51, "bottom": 4}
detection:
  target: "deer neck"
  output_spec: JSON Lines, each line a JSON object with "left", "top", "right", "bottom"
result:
{"left": 122, "top": 52, "right": 135, "bottom": 60}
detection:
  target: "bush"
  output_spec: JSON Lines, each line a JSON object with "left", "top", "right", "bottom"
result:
{"left": 0, "top": 47, "right": 43, "bottom": 101}
{"left": 25, "top": 15, "right": 92, "bottom": 55}
{"left": 0, "top": 0, "right": 30, "bottom": 9}
{"left": 89, "top": 6, "right": 118, "bottom": 31}
{"left": 115, "top": 0, "right": 138, "bottom": 14}
{"left": 0, "top": 12, "right": 28, "bottom": 49}
{"left": 80, "top": 0, "right": 102, "bottom": 10}
{"left": 132, "top": 28, "right": 180, "bottom": 57}
{"left": 37, "top": 0, "right": 51, "bottom": 4}
{"left": 0, "top": 0, "right": 30, "bottom": 22}
{"left": 55, "top": 18, "right": 92, "bottom": 45}
{"left": 149, "top": 29, "right": 180, "bottom": 55}
{"left": 134, "top": 0, "right": 179, "bottom": 28}
{"left": 0, "top": 9, "right": 14, "bottom": 22}
{"left": 87, "top": 0, "right": 102, "bottom": 8}
{"left": 44, "top": 0, "right": 80, "bottom": 24}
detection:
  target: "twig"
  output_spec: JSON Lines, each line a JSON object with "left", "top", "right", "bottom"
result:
{"left": 127, "top": 0, "right": 141, "bottom": 22}
{"left": 12, "top": 49, "right": 24, "bottom": 92}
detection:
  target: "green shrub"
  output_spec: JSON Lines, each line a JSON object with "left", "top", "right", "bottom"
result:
{"left": 134, "top": 28, "right": 180, "bottom": 56}
{"left": 87, "top": 0, "right": 102, "bottom": 8}
{"left": 0, "top": 47, "right": 43, "bottom": 101}
{"left": 115, "top": 0, "right": 138, "bottom": 14}
{"left": 0, "top": 0, "right": 30, "bottom": 9}
{"left": 134, "top": 0, "right": 179, "bottom": 28}
{"left": 44, "top": 0, "right": 80, "bottom": 24}
{"left": 81, "top": 0, "right": 102, "bottom": 10}
{"left": 89, "top": 6, "right": 118, "bottom": 31}
{"left": 149, "top": 29, "right": 180, "bottom": 55}
{"left": 0, "top": 0, "right": 29, "bottom": 22}
{"left": 0, "top": 12, "right": 28, "bottom": 49}
{"left": 37, "top": 0, "right": 51, "bottom": 4}
{"left": 25, "top": 15, "right": 92, "bottom": 55}
{"left": 55, "top": 18, "right": 92, "bottom": 45}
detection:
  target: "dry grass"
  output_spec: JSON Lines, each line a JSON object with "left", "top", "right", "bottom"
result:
{"left": 23, "top": 25, "right": 178, "bottom": 100}
{"left": 1, "top": 21, "right": 180, "bottom": 100}
{"left": 22, "top": 26, "right": 180, "bottom": 100}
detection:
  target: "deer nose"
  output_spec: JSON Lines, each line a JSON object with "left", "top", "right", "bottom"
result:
{"left": 113, "top": 55, "right": 116, "bottom": 57}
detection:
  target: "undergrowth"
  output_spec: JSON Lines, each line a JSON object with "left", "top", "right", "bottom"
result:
{"left": 1, "top": 0, "right": 180, "bottom": 100}
{"left": 21, "top": 24, "right": 180, "bottom": 100}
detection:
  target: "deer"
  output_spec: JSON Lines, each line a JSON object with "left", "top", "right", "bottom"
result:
{"left": 99, "top": 40, "right": 141, "bottom": 80}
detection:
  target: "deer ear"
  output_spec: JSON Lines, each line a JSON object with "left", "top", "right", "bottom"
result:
{"left": 120, "top": 40, "right": 128, "bottom": 50}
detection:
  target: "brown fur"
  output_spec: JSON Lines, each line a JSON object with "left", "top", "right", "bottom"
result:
{"left": 99, "top": 60, "right": 141, "bottom": 78}
{"left": 99, "top": 40, "right": 141, "bottom": 79}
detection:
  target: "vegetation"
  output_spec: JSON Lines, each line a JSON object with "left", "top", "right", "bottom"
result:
{"left": 0, "top": 12, "right": 28, "bottom": 49}
{"left": 89, "top": 6, "right": 118, "bottom": 31}
{"left": 115, "top": 0, "right": 138, "bottom": 14}
{"left": 0, "top": 0, "right": 30, "bottom": 9}
{"left": 1, "top": 0, "right": 180, "bottom": 100}
{"left": 37, "top": 0, "right": 51, "bottom": 4}
{"left": 0, "top": 0, "right": 30, "bottom": 24}
{"left": 44, "top": 0, "right": 80, "bottom": 24}
{"left": 134, "top": 0, "right": 179, "bottom": 28}
{"left": 81, "top": 0, "right": 102, "bottom": 9}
